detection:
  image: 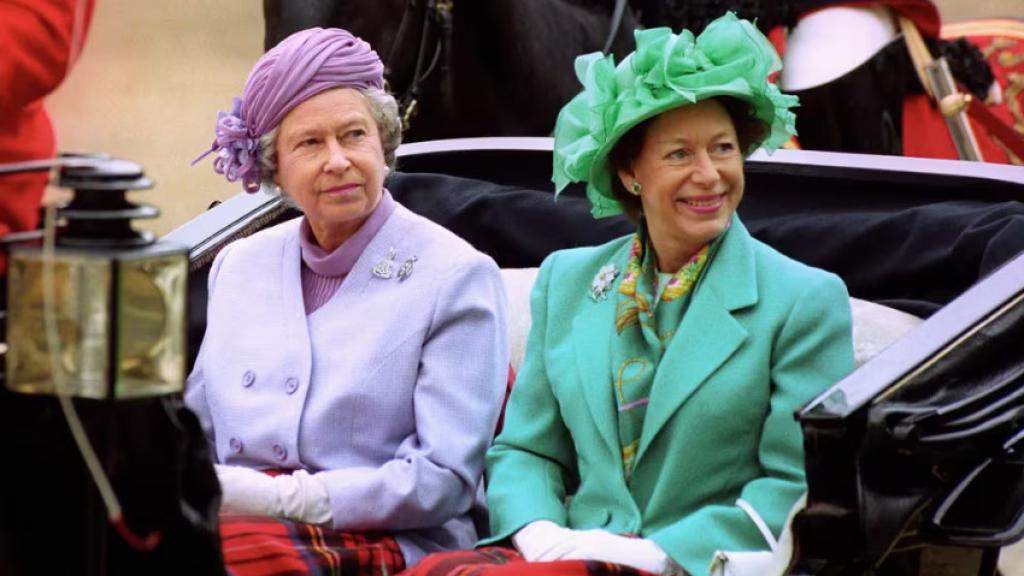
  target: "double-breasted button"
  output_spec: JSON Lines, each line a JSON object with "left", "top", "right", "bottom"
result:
{"left": 285, "top": 377, "right": 299, "bottom": 394}
{"left": 229, "top": 437, "right": 243, "bottom": 454}
{"left": 272, "top": 443, "right": 288, "bottom": 462}
{"left": 241, "top": 370, "right": 256, "bottom": 388}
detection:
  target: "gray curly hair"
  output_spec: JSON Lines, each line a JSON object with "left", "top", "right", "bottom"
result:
{"left": 258, "top": 87, "right": 402, "bottom": 197}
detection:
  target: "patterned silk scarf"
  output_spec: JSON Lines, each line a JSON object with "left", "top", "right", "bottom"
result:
{"left": 612, "top": 226, "right": 720, "bottom": 479}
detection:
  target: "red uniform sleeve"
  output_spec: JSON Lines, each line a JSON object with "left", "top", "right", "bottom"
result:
{"left": 0, "top": 0, "right": 95, "bottom": 259}
{"left": 0, "top": 0, "right": 95, "bottom": 112}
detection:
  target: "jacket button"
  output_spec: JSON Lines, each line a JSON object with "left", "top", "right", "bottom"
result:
{"left": 229, "top": 437, "right": 243, "bottom": 453}
{"left": 242, "top": 370, "right": 256, "bottom": 387}
{"left": 272, "top": 443, "right": 288, "bottom": 462}
{"left": 285, "top": 377, "right": 299, "bottom": 394}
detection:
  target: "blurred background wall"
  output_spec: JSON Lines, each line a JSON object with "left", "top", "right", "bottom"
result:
{"left": 45, "top": 0, "right": 1023, "bottom": 236}
{"left": 941, "top": 0, "right": 1021, "bottom": 21}
{"left": 46, "top": 1, "right": 263, "bottom": 236}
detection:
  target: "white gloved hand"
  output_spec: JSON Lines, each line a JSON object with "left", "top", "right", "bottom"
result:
{"left": 215, "top": 465, "right": 333, "bottom": 525}
{"left": 512, "top": 520, "right": 579, "bottom": 561}
{"left": 216, "top": 465, "right": 282, "bottom": 517}
{"left": 513, "top": 521, "right": 683, "bottom": 575}
{"left": 570, "top": 531, "right": 680, "bottom": 575}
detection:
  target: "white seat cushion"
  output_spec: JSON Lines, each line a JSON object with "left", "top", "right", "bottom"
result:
{"left": 500, "top": 268, "right": 539, "bottom": 372}
{"left": 499, "top": 268, "right": 922, "bottom": 373}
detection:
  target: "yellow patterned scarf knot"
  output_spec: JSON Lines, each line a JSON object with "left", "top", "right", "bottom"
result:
{"left": 615, "top": 233, "right": 711, "bottom": 333}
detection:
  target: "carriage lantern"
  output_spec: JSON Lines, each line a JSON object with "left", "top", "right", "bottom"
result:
{"left": 4, "top": 156, "right": 188, "bottom": 399}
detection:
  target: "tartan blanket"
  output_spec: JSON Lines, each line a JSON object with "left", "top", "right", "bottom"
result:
{"left": 220, "top": 515, "right": 405, "bottom": 576}
{"left": 399, "top": 546, "right": 656, "bottom": 576}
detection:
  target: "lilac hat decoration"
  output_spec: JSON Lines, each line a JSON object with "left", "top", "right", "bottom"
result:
{"left": 193, "top": 27, "right": 385, "bottom": 192}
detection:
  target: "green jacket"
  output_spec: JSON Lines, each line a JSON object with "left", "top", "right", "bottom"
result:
{"left": 483, "top": 217, "right": 854, "bottom": 575}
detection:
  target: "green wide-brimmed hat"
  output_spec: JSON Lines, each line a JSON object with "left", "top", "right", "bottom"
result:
{"left": 552, "top": 12, "right": 799, "bottom": 218}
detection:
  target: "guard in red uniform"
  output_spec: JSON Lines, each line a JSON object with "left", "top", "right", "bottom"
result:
{"left": 777, "top": 0, "right": 1024, "bottom": 163}
{"left": 0, "top": 0, "right": 96, "bottom": 270}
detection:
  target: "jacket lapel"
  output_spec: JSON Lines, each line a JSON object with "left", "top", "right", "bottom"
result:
{"left": 635, "top": 218, "right": 760, "bottom": 464}
{"left": 571, "top": 242, "right": 632, "bottom": 460}
{"left": 337, "top": 204, "right": 407, "bottom": 298}
{"left": 281, "top": 223, "right": 314, "bottom": 379}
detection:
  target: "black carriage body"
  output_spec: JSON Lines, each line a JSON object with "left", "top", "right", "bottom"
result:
{"left": 167, "top": 139, "right": 1024, "bottom": 575}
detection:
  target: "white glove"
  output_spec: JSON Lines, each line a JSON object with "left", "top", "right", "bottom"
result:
{"left": 512, "top": 520, "right": 579, "bottom": 561}
{"left": 215, "top": 465, "right": 333, "bottom": 525}
{"left": 513, "top": 521, "right": 682, "bottom": 575}
{"left": 557, "top": 530, "right": 682, "bottom": 575}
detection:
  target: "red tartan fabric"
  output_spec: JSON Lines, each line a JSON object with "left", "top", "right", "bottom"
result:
{"left": 220, "top": 515, "right": 405, "bottom": 576}
{"left": 399, "top": 546, "right": 656, "bottom": 576}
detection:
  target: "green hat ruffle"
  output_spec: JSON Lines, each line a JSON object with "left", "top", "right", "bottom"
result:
{"left": 552, "top": 12, "right": 799, "bottom": 218}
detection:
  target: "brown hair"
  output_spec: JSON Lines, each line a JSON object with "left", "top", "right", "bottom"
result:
{"left": 607, "top": 96, "right": 769, "bottom": 223}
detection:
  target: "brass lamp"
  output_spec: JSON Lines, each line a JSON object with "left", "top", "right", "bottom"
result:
{"left": 5, "top": 157, "right": 188, "bottom": 399}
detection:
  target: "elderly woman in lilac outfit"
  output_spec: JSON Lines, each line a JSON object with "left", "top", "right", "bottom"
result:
{"left": 187, "top": 28, "right": 509, "bottom": 573}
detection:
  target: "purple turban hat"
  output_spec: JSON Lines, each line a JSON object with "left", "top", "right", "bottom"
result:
{"left": 194, "top": 27, "right": 385, "bottom": 192}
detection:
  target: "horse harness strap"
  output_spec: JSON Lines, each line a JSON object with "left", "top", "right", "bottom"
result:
{"left": 603, "top": 0, "right": 630, "bottom": 55}
{"left": 384, "top": 0, "right": 454, "bottom": 131}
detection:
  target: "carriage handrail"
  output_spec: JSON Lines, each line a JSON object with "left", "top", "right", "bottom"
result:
{"left": 801, "top": 248, "right": 1024, "bottom": 418}
{"left": 396, "top": 137, "right": 1024, "bottom": 189}
{"left": 164, "top": 190, "right": 286, "bottom": 269}
{"left": 397, "top": 137, "right": 554, "bottom": 156}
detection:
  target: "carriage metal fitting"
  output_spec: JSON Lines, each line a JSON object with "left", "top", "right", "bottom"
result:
{"left": 926, "top": 57, "right": 983, "bottom": 161}
{"left": 433, "top": 0, "right": 453, "bottom": 15}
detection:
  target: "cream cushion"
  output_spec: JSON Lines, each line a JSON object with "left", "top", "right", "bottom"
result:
{"left": 499, "top": 268, "right": 922, "bottom": 373}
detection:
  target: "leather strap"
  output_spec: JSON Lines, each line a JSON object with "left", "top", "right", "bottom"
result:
{"left": 603, "top": 0, "right": 629, "bottom": 54}
{"left": 383, "top": 0, "right": 453, "bottom": 131}
{"left": 383, "top": 0, "right": 427, "bottom": 98}
{"left": 966, "top": 95, "right": 1024, "bottom": 160}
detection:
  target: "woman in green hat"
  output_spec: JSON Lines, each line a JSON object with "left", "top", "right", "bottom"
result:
{"left": 407, "top": 12, "right": 854, "bottom": 576}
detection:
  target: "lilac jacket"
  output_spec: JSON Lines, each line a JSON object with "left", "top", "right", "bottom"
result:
{"left": 184, "top": 203, "right": 509, "bottom": 564}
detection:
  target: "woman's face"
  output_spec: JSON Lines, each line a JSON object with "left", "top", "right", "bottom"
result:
{"left": 618, "top": 98, "right": 744, "bottom": 269}
{"left": 275, "top": 87, "right": 386, "bottom": 251}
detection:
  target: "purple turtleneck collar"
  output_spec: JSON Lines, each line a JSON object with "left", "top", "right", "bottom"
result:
{"left": 299, "top": 189, "right": 396, "bottom": 277}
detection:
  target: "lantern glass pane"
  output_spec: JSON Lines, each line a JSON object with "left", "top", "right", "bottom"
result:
{"left": 115, "top": 253, "right": 187, "bottom": 398}
{"left": 6, "top": 252, "right": 112, "bottom": 399}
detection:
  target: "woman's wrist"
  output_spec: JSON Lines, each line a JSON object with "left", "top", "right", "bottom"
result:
{"left": 279, "top": 470, "right": 332, "bottom": 525}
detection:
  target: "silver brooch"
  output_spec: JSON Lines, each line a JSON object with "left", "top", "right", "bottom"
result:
{"left": 397, "top": 256, "right": 418, "bottom": 281}
{"left": 590, "top": 264, "right": 619, "bottom": 301}
{"left": 372, "top": 248, "right": 397, "bottom": 279}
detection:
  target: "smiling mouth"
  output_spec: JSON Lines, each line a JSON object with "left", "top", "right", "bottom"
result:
{"left": 677, "top": 193, "right": 726, "bottom": 209}
{"left": 681, "top": 195, "right": 723, "bottom": 207}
